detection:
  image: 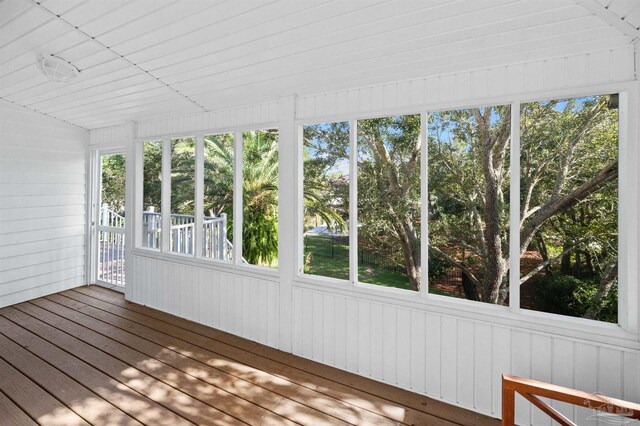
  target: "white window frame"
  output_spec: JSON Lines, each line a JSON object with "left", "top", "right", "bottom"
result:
{"left": 133, "top": 125, "right": 281, "bottom": 276}
{"left": 293, "top": 82, "right": 637, "bottom": 341}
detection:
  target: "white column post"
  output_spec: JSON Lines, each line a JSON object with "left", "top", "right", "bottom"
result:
{"left": 124, "top": 120, "right": 136, "bottom": 300}
{"left": 278, "top": 95, "right": 296, "bottom": 352}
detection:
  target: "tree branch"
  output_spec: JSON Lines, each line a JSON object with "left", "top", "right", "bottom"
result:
{"left": 428, "top": 245, "right": 481, "bottom": 287}
{"left": 520, "top": 160, "right": 618, "bottom": 253}
{"left": 519, "top": 239, "right": 585, "bottom": 285}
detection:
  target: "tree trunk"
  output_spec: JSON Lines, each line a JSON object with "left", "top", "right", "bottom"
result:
{"left": 461, "top": 269, "right": 480, "bottom": 301}
{"left": 394, "top": 216, "right": 421, "bottom": 291}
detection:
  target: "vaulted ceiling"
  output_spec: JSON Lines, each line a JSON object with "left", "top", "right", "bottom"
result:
{"left": 0, "top": 0, "right": 637, "bottom": 129}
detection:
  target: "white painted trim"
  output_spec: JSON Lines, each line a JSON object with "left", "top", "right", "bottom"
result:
{"left": 132, "top": 248, "right": 279, "bottom": 282}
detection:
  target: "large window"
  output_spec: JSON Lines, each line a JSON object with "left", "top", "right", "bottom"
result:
{"left": 242, "top": 129, "right": 278, "bottom": 268}
{"left": 358, "top": 115, "right": 422, "bottom": 290}
{"left": 142, "top": 140, "right": 162, "bottom": 249}
{"left": 302, "top": 122, "right": 350, "bottom": 280}
{"left": 519, "top": 95, "right": 619, "bottom": 323}
{"left": 170, "top": 137, "right": 195, "bottom": 255}
{"left": 296, "top": 93, "right": 622, "bottom": 324}
{"left": 203, "top": 133, "right": 234, "bottom": 261}
{"left": 428, "top": 106, "right": 511, "bottom": 304}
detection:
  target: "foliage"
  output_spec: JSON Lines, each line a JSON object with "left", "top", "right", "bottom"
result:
{"left": 142, "top": 141, "right": 162, "bottom": 212}
{"left": 303, "top": 122, "right": 349, "bottom": 232}
{"left": 170, "top": 138, "right": 196, "bottom": 215}
{"left": 533, "top": 275, "right": 617, "bottom": 323}
{"left": 241, "top": 130, "right": 279, "bottom": 266}
{"left": 357, "top": 115, "right": 423, "bottom": 289}
{"left": 101, "top": 154, "right": 126, "bottom": 214}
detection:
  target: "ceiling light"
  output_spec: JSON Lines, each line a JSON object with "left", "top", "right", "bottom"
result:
{"left": 36, "top": 55, "right": 80, "bottom": 83}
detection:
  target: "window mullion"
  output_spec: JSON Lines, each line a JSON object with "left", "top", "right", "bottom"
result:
{"left": 509, "top": 102, "right": 521, "bottom": 312}
{"left": 161, "top": 139, "right": 171, "bottom": 253}
{"left": 420, "top": 112, "right": 429, "bottom": 296}
{"left": 233, "top": 131, "right": 243, "bottom": 265}
{"left": 194, "top": 136, "right": 204, "bottom": 259}
{"left": 349, "top": 119, "right": 358, "bottom": 286}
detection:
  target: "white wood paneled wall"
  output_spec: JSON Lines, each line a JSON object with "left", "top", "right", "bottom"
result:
{"left": 291, "top": 286, "right": 639, "bottom": 424}
{"left": 296, "top": 45, "right": 634, "bottom": 120}
{"left": 130, "top": 254, "right": 279, "bottom": 348}
{"left": 136, "top": 101, "right": 279, "bottom": 139}
{"left": 96, "top": 45, "right": 639, "bottom": 425}
{"left": 0, "top": 102, "right": 88, "bottom": 307}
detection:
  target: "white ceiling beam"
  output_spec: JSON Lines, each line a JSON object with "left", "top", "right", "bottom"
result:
{"left": 574, "top": 0, "right": 639, "bottom": 39}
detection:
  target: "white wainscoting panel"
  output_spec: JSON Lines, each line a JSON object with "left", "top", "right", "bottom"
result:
{"left": 291, "top": 286, "right": 639, "bottom": 425}
{"left": 130, "top": 254, "right": 279, "bottom": 348}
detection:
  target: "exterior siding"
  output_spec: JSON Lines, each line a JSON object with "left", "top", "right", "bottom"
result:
{"left": 0, "top": 102, "right": 88, "bottom": 307}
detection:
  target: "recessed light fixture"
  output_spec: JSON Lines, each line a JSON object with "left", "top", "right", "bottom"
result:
{"left": 36, "top": 55, "right": 80, "bottom": 83}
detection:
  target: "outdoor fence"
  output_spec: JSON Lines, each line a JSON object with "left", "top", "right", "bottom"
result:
{"left": 142, "top": 208, "right": 231, "bottom": 260}
{"left": 98, "top": 204, "right": 125, "bottom": 287}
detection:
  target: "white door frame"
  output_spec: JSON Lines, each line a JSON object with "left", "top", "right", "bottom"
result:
{"left": 89, "top": 147, "right": 127, "bottom": 292}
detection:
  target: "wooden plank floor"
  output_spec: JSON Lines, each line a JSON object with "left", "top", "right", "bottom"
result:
{"left": 0, "top": 285, "right": 500, "bottom": 426}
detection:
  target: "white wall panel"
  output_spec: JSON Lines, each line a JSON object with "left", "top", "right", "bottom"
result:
{"left": 135, "top": 101, "right": 279, "bottom": 139}
{"left": 297, "top": 46, "right": 634, "bottom": 120}
{"left": 0, "top": 101, "right": 87, "bottom": 307}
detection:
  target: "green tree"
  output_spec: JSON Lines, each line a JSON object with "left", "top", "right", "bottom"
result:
{"left": 101, "top": 154, "right": 126, "bottom": 214}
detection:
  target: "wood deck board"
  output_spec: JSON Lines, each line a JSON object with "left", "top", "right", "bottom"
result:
{"left": 0, "top": 285, "right": 500, "bottom": 425}
{"left": 0, "top": 306, "right": 194, "bottom": 426}
{"left": 81, "top": 285, "right": 499, "bottom": 426}
{"left": 55, "top": 291, "right": 410, "bottom": 426}
{"left": 0, "top": 389, "right": 39, "bottom": 426}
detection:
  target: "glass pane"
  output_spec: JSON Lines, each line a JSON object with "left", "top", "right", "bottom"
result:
{"left": 170, "top": 137, "right": 195, "bottom": 255}
{"left": 357, "top": 115, "right": 421, "bottom": 291}
{"left": 142, "top": 141, "right": 162, "bottom": 249}
{"left": 428, "top": 106, "right": 511, "bottom": 303}
{"left": 303, "top": 122, "right": 350, "bottom": 280}
{"left": 203, "top": 133, "right": 234, "bottom": 261}
{"left": 520, "top": 95, "right": 618, "bottom": 323}
{"left": 242, "top": 129, "right": 278, "bottom": 267}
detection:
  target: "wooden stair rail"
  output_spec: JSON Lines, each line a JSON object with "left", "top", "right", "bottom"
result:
{"left": 502, "top": 374, "right": 640, "bottom": 426}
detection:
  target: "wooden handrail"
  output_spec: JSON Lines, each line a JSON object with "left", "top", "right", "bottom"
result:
{"left": 502, "top": 374, "right": 640, "bottom": 426}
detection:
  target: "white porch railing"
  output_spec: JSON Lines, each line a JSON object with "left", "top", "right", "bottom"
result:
{"left": 142, "top": 208, "right": 232, "bottom": 260}
{"left": 98, "top": 204, "right": 125, "bottom": 287}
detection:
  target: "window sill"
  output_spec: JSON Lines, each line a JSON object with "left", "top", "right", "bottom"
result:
{"left": 293, "top": 274, "right": 640, "bottom": 350}
{"left": 131, "top": 248, "right": 280, "bottom": 282}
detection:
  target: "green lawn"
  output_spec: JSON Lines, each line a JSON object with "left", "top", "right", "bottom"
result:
{"left": 304, "top": 236, "right": 458, "bottom": 297}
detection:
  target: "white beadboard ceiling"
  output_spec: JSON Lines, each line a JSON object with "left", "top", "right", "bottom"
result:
{"left": 0, "top": 0, "right": 636, "bottom": 130}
